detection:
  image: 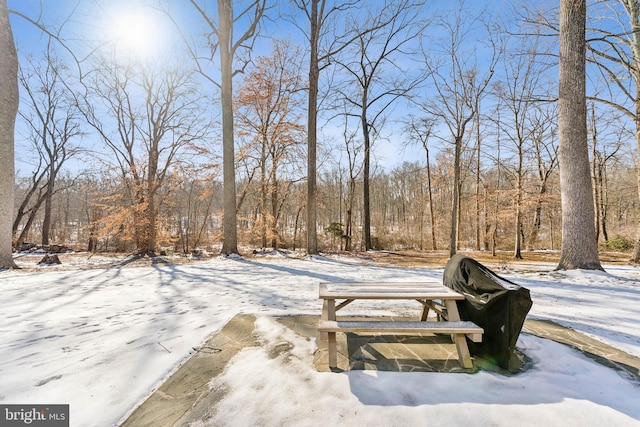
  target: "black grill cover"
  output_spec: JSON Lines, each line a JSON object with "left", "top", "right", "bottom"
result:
{"left": 443, "top": 254, "right": 532, "bottom": 370}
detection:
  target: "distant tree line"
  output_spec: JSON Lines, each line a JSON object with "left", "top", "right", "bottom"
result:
{"left": 3, "top": 0, "right": 639, "bottom": 269}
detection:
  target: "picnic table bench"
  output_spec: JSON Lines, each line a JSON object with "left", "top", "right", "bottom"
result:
{"left": 317, "top": 282, "right": 483, "bottom": 370}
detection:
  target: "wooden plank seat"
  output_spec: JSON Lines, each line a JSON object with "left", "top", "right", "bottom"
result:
{"left": 317, "top": 320, "right": 483, "bottom": 370}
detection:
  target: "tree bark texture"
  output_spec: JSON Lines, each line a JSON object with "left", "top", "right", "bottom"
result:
{"left": 306, "top": 0, "right": 320, "bottom": 255}
{"left": 0, "top": 0, "right": 18, "bottom": 268}
{"left": 557, "top": 0, "right": 603, "bottom": 270}
{"left": 219, "top": 0, "right": 238, "bottom": 255}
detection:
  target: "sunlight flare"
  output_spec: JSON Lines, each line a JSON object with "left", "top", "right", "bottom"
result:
{"left": 111, "top": 7, "right": 161, "bottom": 59}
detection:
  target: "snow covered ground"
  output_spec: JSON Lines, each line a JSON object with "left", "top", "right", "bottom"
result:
{"left": 1, "top": 253, "right": 639, "bottom": 426}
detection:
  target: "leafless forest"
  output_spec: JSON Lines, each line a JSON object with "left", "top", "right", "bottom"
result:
{"left": 8, "top": 0, "right": 640, "bottom": 259}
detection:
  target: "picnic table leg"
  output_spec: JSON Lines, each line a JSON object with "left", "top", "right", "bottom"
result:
{"left": 419, "top": 299, "right": 430, "bottom": 321}
{"left": 444, "top": 300, "right": 461, "bottom": 321}
{"left": 321, "top": 300, "right": 328, "bottom": 341}
{"left": 453, "top": 334, "right": 473, "bottom": 368}
{"left": 321, "top": 299, "right": 338, "bottom": 369}
{"left": 444, "top": 300, "right": 474, "bottom": 369}
{"left": 320, "top": 299, "right": 336, "bottom": 341}
{"left": 327, "top": 331, "right": 338, "bottom": 369}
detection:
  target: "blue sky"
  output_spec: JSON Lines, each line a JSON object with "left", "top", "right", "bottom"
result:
{"left": 8, "top": 0, "right": 201, "bottom": 176}
{"left": 8, "top": 0, "right": 185, "bottom": 61}
{"left": 7, "top": 0, "right": 555, "bottom": 178}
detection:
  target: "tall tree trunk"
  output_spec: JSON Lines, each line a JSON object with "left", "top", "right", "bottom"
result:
{"left": 306, "top": 0, "right": 320, "bottom": 255}
{"left": 260, "top": 139, "right": 268, "bottom": 248}
{"left": 514, "top": 149, "right": 523, "bottom": 259}
{"left": 590, "top": 103, "right": 602, "bottom": 243}
{"left": 483, "top": 184, "right": 490, "bottom": 251}
{"left": 147, "top": 192, "right": 156, "bottom": 254}
{"left": 528, "top": 182, "right": 547, "bottom": 250}
{"left": 219, "top": 0, "right": 238, "bottom": 255}
{"left": 41, "top": 170, "right": 56, "bottom": 245}
{"left": 557, "top": 0, "right": 603, "bottom": 270}
{"left": 41, "top": 166, "right": 56, "bottom": 245}
{"left": 0, "top": 0, "right": 18, "bottom": 268}
{"left": 599, "top": 163, "right": 609, "bottom": 241}
{"left": 492, "top": 116, "right": 502, "bottom": 256}
{"left": 425, "top": 147, "right": 437, "bottom": 251}
{"left": 133, "top": 189, "right": 150, "bottom": 253}
{"left": 625, "top": 0, "right": 640, "bottom": 262}
{"left": 362, "top": 106, "right": 372, "bottom": 251}
{"left": 475, "top": 100, "right": 481, "bottom": 251}
{"left": 147, "top": 189, "right": 157, "bottom": 254}
{"left": 514, "top": 206, "right": 523, "bottom": 259}
{"left": 345, "top": 177, "right": 356, "bottom": 251}
{"left": 293, "top": 204, "right": 304, "bottom": 251}
{"left": 632, "top": 86, "right": 640, "bottom": 260}
{"left": 144, "top": 139, "right": 159, "bottom": 254}
{"left": 270, "top": 164, "right": 279, "bottom": 249}
{"left": 449, "top": 136, "right": 462, "bottom": 257}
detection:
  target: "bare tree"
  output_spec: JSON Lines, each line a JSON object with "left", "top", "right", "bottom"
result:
{"left": 419, "top": 6, "right": 498, "bottom": 257}
{"left": 184, "top": 0, "right": 266, "bottom": 255}
{"left": 581, "top": 0, "right": 640, "bottom": 262}
{"left": 336, "top": 104, "right": 363, "bottom": 251}
{"left": 169, "top": 165, "right": 219, "bottom": 254}
{"left": 15, "top": 46, "right": 82, "bottom": 246}
{"left": 235, "top": 40, "right": 306, "bottom": 249}
{"left": 493, "top": 29, "right": 554, "bottom": 258}
{"left": 13, "top": 167, "right": 47, "bottom": 246}
{"left": 405, "top": 116, "right": 437, "bottom": 250}
{"left": 0, "top": 0, "right": 18, "bottom": 268}
{"left": 588, "top": 103, "right": 625, "bottom": 244}
{"left": 301, "top": 0, "right": 322, "bottom": 254}
{"left": 81, "top": 61, "right": 207, "bottom": 255}
{"left": 528, "top": 103, "right": 559, "bottom": 250}
{"left": 333, "top": 0, "right": 425, "bottom": 251}
{"left": 291, "top": 0, "right": 366, "bottom": 254}
{"left": 557, "top": 0, "right": 602, "bottom": 270}
{"left": 524, "top": 0, "right": 640, "bottom": 261}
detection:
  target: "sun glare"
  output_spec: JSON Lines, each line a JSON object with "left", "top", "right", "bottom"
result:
{"left": 111, "top": 8, "right": 160, "bottom": 59}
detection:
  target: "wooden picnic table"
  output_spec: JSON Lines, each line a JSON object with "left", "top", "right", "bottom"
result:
{"left": 317, "top": 282, "right": 483, "bottom": 370}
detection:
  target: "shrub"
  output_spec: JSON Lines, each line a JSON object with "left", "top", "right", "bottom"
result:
{"left": 323, "top": 222, "right": 345, "bottom": 238}
{"left": 604, "top": 235, "right": 634, "bottom": 252}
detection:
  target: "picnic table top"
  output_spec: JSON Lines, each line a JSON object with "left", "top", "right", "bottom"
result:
{"left": 319, "top": 282, "right": 465, "bottom": 300}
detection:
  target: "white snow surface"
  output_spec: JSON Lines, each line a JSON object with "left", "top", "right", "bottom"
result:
{"left": 1, "top": 254, "right": 639, "bottom": 426}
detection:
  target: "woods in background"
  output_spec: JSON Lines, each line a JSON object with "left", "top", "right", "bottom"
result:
{"left": 5, "top": 0, "right": 640, "bottom": 264}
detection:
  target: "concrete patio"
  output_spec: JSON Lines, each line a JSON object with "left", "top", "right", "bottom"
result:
{"left": 120, "top": 314, "right": 640, "bottom": 427}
